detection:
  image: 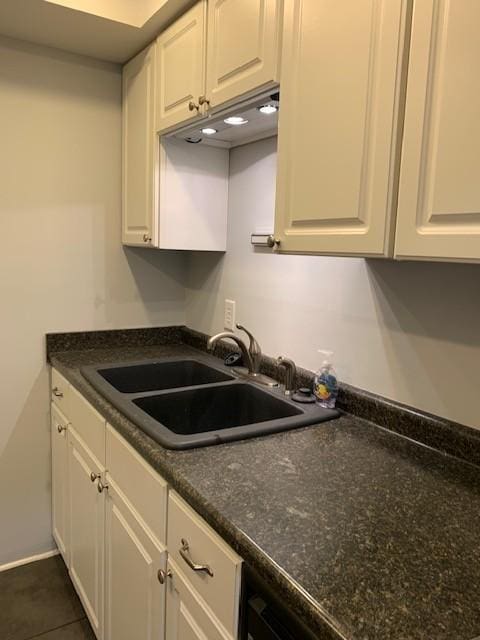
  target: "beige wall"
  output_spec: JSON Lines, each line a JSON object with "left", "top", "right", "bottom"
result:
{"left": 186, "top": 137, "right": 480, "bottom": 430}
{"left": 0, "top": 36, "right": 186, "bottom": 566}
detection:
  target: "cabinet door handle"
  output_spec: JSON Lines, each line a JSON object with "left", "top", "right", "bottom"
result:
{"left": 90, "top": 472, "right": 100, "bottom": 483}
{"left": 198, "top": 95, "right": 210, "bottom": 109}
{"left": 52, "top": 387, "right": 63, "bottom": 398}
{"left": 143, "top": 233, "right": 151, "bottom": 243}
{"left": 188, "top": 101, "right": 200, "bottom": 112}
{"left": 179, "top": 538, "right": 213, "bottom": 577}
{"left": 157, "top": 568, "right": 172, "bottom": 584}
{"left": 97, "top": 480, "right": 108, "bottom": 493}
{"left": 57, "top": 424, "right": 67, "bottom": 434}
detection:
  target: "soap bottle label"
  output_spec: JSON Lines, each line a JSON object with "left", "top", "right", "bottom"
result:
{"left": 314, "top": 371, "right": 338, "bottom": 408}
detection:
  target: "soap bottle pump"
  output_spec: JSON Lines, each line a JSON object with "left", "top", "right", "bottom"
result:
{"left": 313, "top": 350, "right": 338, "bottom": 409}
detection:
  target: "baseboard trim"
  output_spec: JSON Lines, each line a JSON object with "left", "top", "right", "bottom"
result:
{"left": 0, "top": 548, "right": 59, "bottom": 573}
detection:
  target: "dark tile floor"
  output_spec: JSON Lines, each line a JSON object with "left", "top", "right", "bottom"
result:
{"left": 0, "top": 555, "right": 94, "bottom": 640}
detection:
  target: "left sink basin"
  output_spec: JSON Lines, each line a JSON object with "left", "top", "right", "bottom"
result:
{"left": 85, "top": 359, "right": 234, "bottom": 393}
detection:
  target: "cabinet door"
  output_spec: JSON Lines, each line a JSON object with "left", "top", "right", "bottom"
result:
{"left": 155, "top": 1, "right": 207, "bottom": 133}
{"left": 205, "top": 0, "right": 281, "bottom": 110}
{"left": 51, "top": 404, "right": 69, "bottom": 566}
{"left": 274, "top": 0, "right": 409, "bottom": 256}
{"left": 105, "top": 479, "right": 167, "bottom": 640}
{"left": 165, "top": 561, "right": 233, "bottom": 640}
{"left": 122, "top": 43, "right": 157, "bottom": 247}
{"left": 68, "top": 428, "right": 105, "bottom": 639}
{"left": 395, "top": 0, "right": 480, "bottom": 262}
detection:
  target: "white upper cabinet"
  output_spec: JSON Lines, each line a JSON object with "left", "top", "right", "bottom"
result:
{"left": 274, "top": 0, "right": 409, "bottom": 256}
{"left": 395, "top": 0, "right": 480, "bottom": 263}
{"left": 205, "top": 0, "right": 282, "bottom": 110}
{"left": 155, "top": 1, "right": 207, "bottom": 132}
{"left": 122, "top": 43, "right": 157, "bottom": 247}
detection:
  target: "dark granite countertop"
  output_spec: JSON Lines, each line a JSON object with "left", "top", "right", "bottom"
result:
{"left": 50, "top": 341, "right": 480, "bottom": 640}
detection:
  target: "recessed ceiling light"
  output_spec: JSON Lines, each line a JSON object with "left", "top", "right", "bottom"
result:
{"left": 185, "top": 136, "right": 202, "bottom": 144}
{"left": 258, "top": 104, "right": 278, "bottom": 115}
{"left": 201, "top": 127, "right": 217, "bottom": 135}
{"left": 224, "top": 116, "right": 248, "bottom": 126}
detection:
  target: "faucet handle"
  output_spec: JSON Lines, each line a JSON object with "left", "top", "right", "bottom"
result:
{"left": 276, "top": 357, "right": 297, "bottom": 396}
{"left": 236, "top": 324, "right": 261, "bottom": 373}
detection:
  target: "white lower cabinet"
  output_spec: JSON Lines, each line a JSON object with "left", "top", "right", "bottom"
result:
{"left": 51, "top": 404, "right": 70, "bottom": 565}
{"left": 166, "top": 560, "right": 234, "bottom": 640}
{"left": 51, "top": 369, "right": 243, "bottom": 640}
{"left": 167, "top": 492, "right": 242, "bottom": 638}
{"left": 68, "top": 426, "right": 105, "bottom": 639}
{"left": 105, "top": 478, "right": 167, "bottom": 640}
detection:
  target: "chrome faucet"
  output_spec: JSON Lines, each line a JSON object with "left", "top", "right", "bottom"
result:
{"left": 276, "top": 356, "right": 297, "bottom": 395}
{"left": 235, "top": 324, "right": 261, "bottom": 373}
{"left": 207, "top": 324, "right": 278, "bottom": 387}
{"left": 207, "top": 330, "right": 254, "bottom": 373}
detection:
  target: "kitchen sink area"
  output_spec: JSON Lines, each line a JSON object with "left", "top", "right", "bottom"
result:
{"left": 81, "top": 356, "right": 338, "bottom": 449}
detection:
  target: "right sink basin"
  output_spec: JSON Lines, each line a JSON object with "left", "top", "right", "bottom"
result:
{"left": 133, "top": 383, "right": 302, "bottom": 435}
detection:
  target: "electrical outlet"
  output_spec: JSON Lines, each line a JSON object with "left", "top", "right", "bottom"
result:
{"left": 224, "top": 299, "right": 236, "bottom": 331}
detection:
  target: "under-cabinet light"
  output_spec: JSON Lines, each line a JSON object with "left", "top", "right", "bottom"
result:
{"left": 224, "top": 116, "right": 248, "bottom": 126}
{"left": 201, "top": 127, "right": 218, "bottom": 135}
{"left": 258, "top": 104, "right": 278, "bottom": 115}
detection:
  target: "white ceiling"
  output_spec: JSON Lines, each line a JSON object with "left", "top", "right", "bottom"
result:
{"left": 0, "top": 0, "right": 195, "bottom": 63}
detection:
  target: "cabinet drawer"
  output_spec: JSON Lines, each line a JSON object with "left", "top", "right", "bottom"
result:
{"left": 167, "top": 492, "right": 242, "bottom": 637}
{"left": 166, "top": 559, "right": 235, "bottom": 640}
{"left": 51, "top": 368, "right": 70, "bottom": 413}
{"left": 69, "top": 386, "right": 106, "bottom": 464}
{"left": 106, "top": 424, "right": 167, "bottom": 545}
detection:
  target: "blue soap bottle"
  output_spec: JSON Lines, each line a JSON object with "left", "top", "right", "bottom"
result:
{"left": 313, "top": 350, "right": 338, "bottom": 409}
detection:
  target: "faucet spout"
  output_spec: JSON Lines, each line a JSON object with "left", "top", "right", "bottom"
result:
{"left": 207, "top": 331, "right": 254, "bottom": 373}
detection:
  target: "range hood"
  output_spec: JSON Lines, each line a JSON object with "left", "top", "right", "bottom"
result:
{"left": 166, "top": 89, "right": 280, "bottom": 149}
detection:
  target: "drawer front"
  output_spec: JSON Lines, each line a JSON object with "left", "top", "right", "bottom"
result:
{"left": 106, "top": 424, "right": 168, "bottom": 545}
{"left": 51, "top": 368, "right": 70, "bottom": 414}
{"left": 167, "top": 492, "right": 242, "bottom": 637}
{"left": 166, "top": 559, "right": 234, "bottom": 640}
{"left": 69, "top": 386, "right": 106, "bottom": 464}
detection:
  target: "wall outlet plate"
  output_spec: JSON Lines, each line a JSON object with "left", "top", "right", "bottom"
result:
{"left": 224, "top": 299, "right": 236, "bottom": 331}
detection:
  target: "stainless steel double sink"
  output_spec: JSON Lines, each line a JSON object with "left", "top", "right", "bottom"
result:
{"left": 81, "top": 356, "right": 338, "bottom": 449}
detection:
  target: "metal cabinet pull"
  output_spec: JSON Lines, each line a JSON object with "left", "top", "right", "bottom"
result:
{"left": 57, "top": 424, "right": 67, "bottom": 434}
{"left": 52, "top": 387, "right": 63, "bottom": 398}
{"left": 143, "top": 233, "right": 151, "bottom": 243}
{"left": 90, "top": 472, "right": 100, "bottom": 483}
{"left": 198, "top": 95, "right": 210, "bottom": 109}
{"left": 157, "top": 568, "right": 172, "bottom": 584}
{"left": 179, "top": 538, "right": 213, "bottom": 577}
{"left": 188, "top": 101, "right": 200, "bottom": 112}
{"left": 97, "top": 480, "right": 108, "bottom": 493}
